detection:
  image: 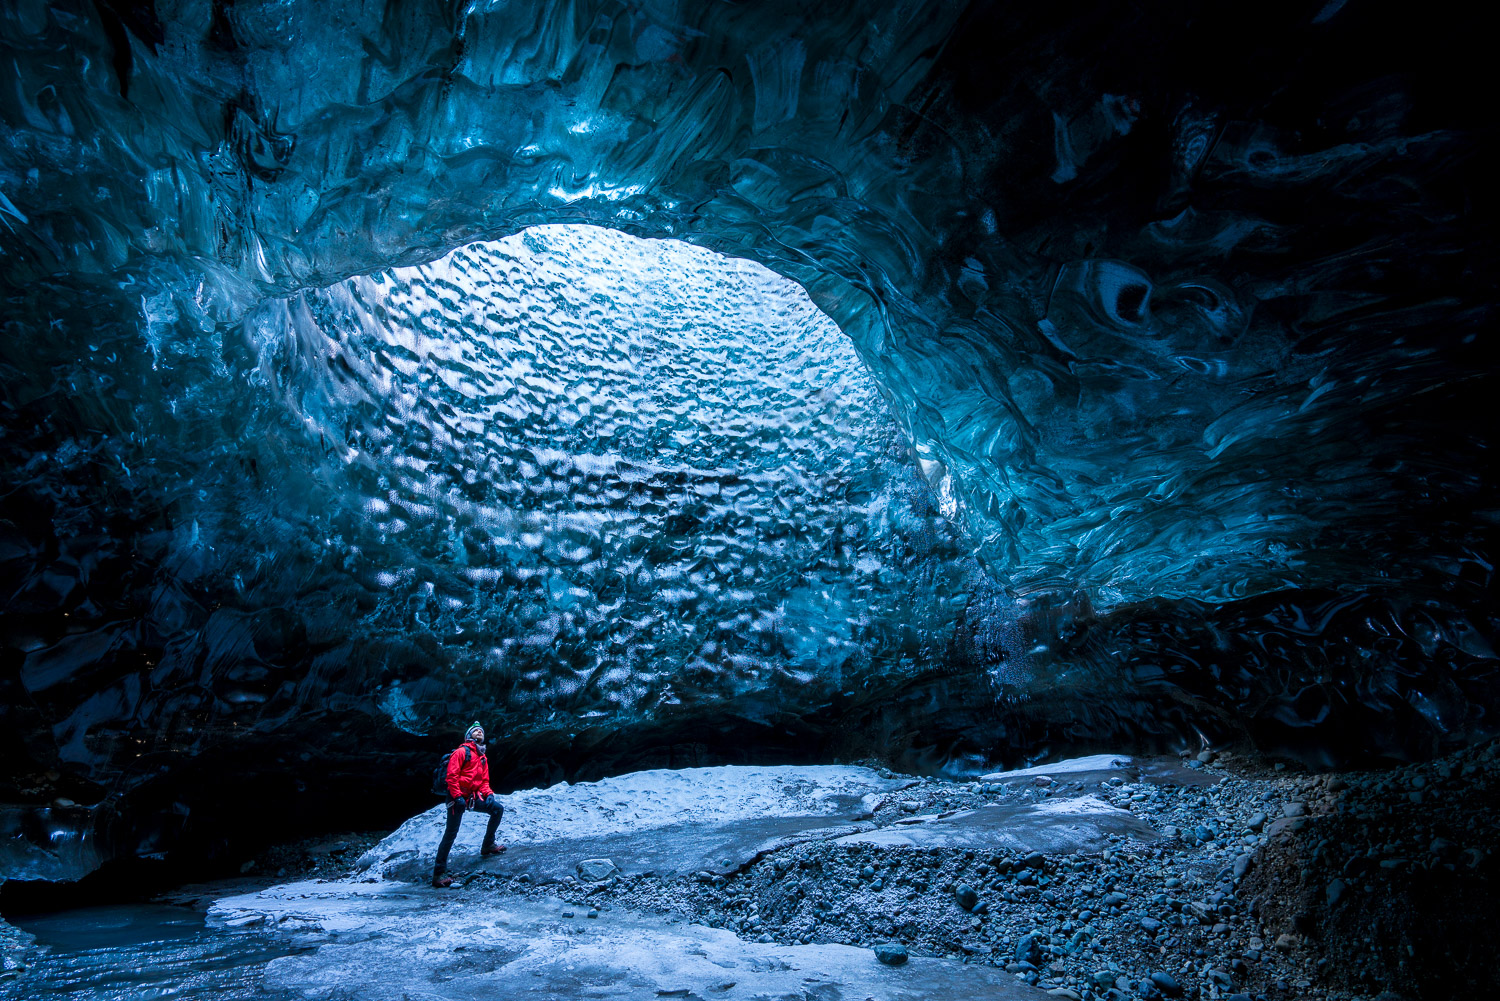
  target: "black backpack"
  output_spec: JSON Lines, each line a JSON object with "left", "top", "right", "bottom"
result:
{"left": 431, "top": 745, "right": 472, "bottom": 797}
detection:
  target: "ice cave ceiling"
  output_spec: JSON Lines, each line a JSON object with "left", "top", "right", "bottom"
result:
{"left": 0, "top": 0, "right": 1496, "bottom": 876}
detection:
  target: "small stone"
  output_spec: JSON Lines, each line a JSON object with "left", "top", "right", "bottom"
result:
{"left": 561, "top": 910, "right": 575, "bottom": 918}
{"left": 1274, "top": 933, "right": 1298, "bottom": 951}
{"left": 955, "top": 883, "right": 979, "bottom": 910}
{"left": 1019, "top": 851, "right": 1047, "bottom": 869}
{"left": 899, "top": 800, "right": 920, "bottom": 813}
{"left": 1196, "top": 750, "right": 1215, "bottom": 763}
{"left": 859, "top": 865, "right": 876, "bottom": 880}
{"left": 1233, "top": 854, "right": 1253, "bottom": 879}
{"left": 1283, "top": 802, "right": 1308, "bottom": 817}
{"left": 1326, "top": 878, "right": 1348, "bottom": 906}
{"left": 1246, "top": 812, "right": 1267, "bottom": 832}
{"left": 1015, "top": 932, "right": 1045, "bottom": 964}
{"left": 1150, "top": 971, "right": 1184, "bottom": 997}
{"left": 577, "top": 858, "right": 619, "bottom": 881}
{"left": 1091, "top": 969, "right": 1117, "bottom": 987}
{"left": 1139, "top": 917, "right": 1162, "bottom": 933}
{"left": 873, "top": 943, "right": 908, "bottom": 966}
{"left": 587, "top": 908, "right": 598, "bottom": 919}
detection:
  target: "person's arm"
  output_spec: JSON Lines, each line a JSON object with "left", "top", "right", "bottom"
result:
{"left": 445, "top": 747, "right": 466, "bottom": 800}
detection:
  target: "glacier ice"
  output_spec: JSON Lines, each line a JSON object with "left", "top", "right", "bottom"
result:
{"left": 236, "top": 225, "right": 972, "bottom": 726}
{"left": 1, "top": 0, "right": 1496, "bottom": 878}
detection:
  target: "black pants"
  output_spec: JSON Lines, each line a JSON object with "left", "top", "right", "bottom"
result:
{"left": 433, "top": 794, "right": 504, "bottom": 877}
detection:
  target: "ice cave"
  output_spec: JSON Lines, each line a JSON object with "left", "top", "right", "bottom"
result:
{"left": 0, "top": 1, "right": 1495, "bottom": 999}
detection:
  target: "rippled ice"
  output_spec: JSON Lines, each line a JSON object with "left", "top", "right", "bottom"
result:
{"left": 240, "top": 225, "right": 972, "bottom": 728}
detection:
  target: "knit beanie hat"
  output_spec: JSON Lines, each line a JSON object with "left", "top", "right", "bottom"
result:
{"left": 465, "top": 722, "right": 485, "bottom": 743}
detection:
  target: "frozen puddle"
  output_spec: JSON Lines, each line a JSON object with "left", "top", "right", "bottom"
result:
{"left": 210, "top": 881, "right": 1046, "bottom": 1000}
{"left": 836, "top": 796, "right": 1159, "bottom": 851}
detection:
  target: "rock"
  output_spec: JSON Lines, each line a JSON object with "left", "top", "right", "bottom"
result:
{"left": 1274, "top": 933, "right": 1298, "bottom": 951}
{"left": 1246, "top": 812, "right": 1267, "bottom": 832}
{"left": 1283, "top": 801, "right": 1308, "bottom": 817}
{"left": 859, "top": 865, "right": 875, "bottom": 880}
{"left": 954, "top": 883, "right": 979, "bottom": 910}
{"left": 1019, "top": 851, "right": 1047, "bottom": 869}
{"left": 561, "top": 910, "right": 575, "bottom": 918}
{"left": 1101, "top": 891, "right": 1127, "bottom": 908}
{"left": 576, "top": 858, "right": 619, "bottom": 881}
{"left": 873, "top": 943, "right": 908, "bottom": 966}
{"left": 1149, "top": 971, "right": 1184, "bottom": 997}
{"left": 1092, "top": 969, "right": 1118, "bottom": 987}
{"left": 899, "top": 800, "right": 920, "bottom": 813}
{"left": 1139, "top": 917, "right": 1162, "bottom": 933}
{"left": 587, "top": 909, "right": 598, "bottom": 919}
{"left": 1326, "top": 878, "right": 1348, "bottom": 906}
{"left": 1015, "top": 932, "right": 1045, "bottom": 964}
{"left": 1233, "top": 854, "right": 1253, "bottom": 879}
{"left": 1196, "top": 750, "right": 1215, "bottom": 763}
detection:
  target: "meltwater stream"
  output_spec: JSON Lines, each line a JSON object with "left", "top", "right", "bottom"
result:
{"left": 4, "top": 902, "right": 300, "bottom": 1000}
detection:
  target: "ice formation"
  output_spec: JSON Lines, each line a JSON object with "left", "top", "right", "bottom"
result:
{"left": 1, "top": 1, "right": 1494, "bottom": 877}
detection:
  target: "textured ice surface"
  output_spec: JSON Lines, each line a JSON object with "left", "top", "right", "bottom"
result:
{"left": 240, "top": 226, "right": 969, "bottom": 725}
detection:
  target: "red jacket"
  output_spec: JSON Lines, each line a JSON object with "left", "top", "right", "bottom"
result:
{"left": 445, "top": 741, "right": 492, "bottom": 800}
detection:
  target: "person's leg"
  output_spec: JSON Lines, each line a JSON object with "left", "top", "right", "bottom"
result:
{"left": 479, "top": 795, "right": 505, "bottom": 851}
{"left": 432, "top": 800, "right": 465, "bottom": 884}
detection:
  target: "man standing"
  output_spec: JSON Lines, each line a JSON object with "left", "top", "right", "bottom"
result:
{"left": 432, "top": 722, "right": 505, "bottom": 888}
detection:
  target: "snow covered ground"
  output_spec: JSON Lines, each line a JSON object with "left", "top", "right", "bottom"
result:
{"left": 356, "top": 764, "right": 910, "bottom": 878}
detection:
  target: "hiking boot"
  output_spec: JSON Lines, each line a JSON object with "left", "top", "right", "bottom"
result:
{"left": 480, "top": 843, "right": 506, "bottom": 857}
{"left": 431, "top": 874, "right": 454, "bottom": 888}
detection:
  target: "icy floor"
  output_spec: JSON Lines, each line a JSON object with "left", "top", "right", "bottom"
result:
{"left": 200, "top": 762, "right": 1175, "bottom": 1001}
{"left": 210, "top": 880, "right": 1041, "bottom": 1000}
{"left": 1, "top": 759, "right": 1208, "bottom": 1000}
